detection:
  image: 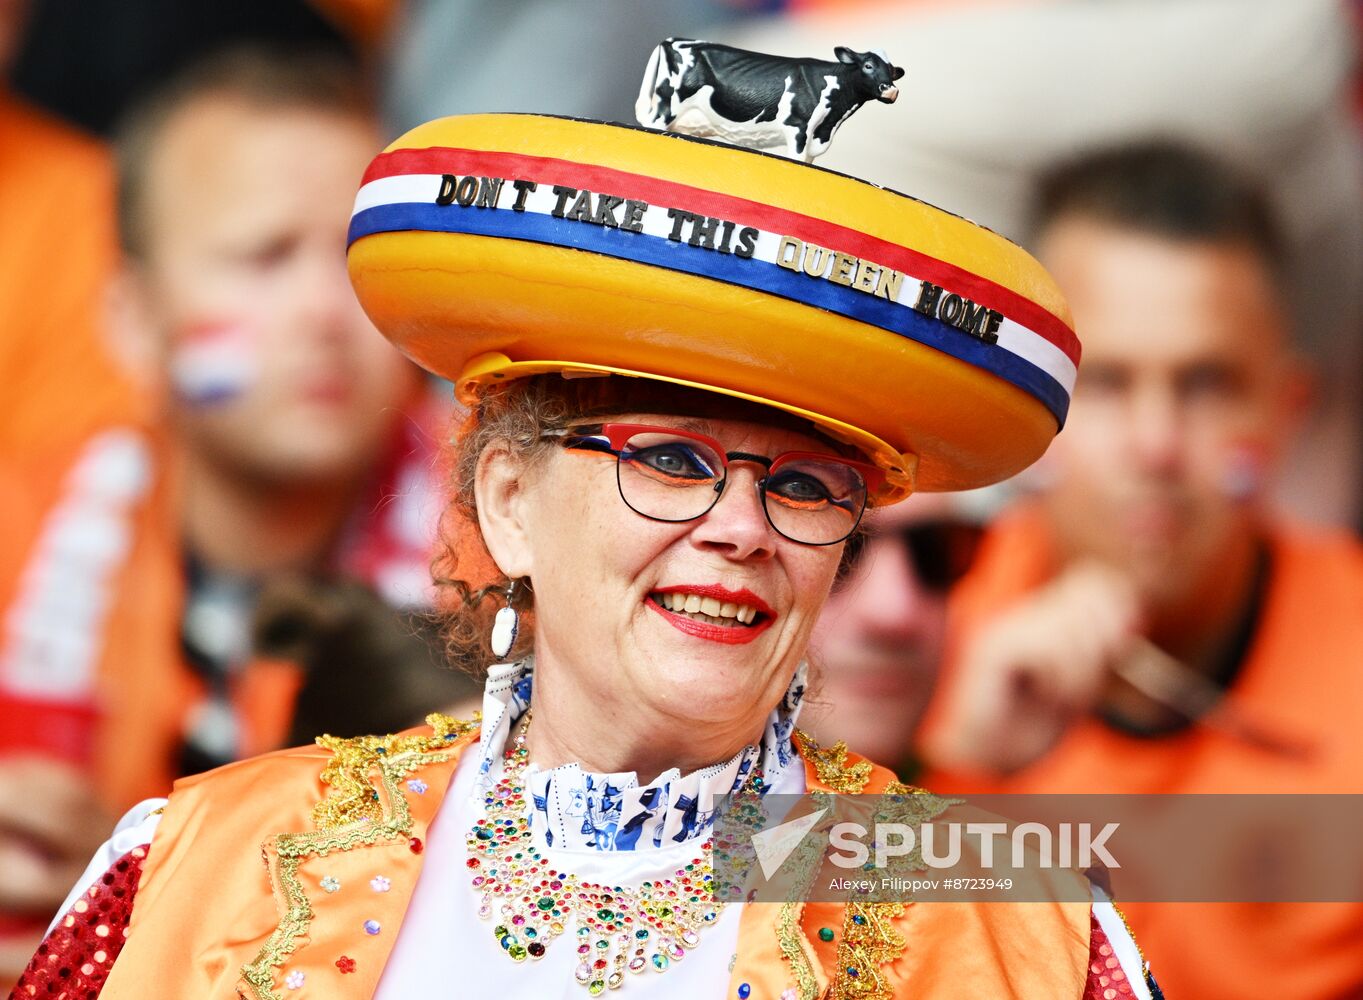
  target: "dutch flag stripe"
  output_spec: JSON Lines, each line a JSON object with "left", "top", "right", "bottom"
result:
{"left": 350, "top": 153, "right": 1077, "bottom": 426}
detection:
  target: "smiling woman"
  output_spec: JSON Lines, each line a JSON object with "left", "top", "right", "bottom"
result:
{"left": 17, "top": 66, "right": 1155, "bottom": 1000}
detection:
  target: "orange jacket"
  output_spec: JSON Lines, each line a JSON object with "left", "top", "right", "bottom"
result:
{"left": 925, "top": 505, "right": 1363, "bottom": 999}
{"left": 0, "top": 93, "right": 136, "bottom": 463}
{"left": 96, "top": 723, "right": 1107, "bottom": 999}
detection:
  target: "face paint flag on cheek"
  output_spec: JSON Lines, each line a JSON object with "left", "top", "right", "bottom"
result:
{"left": 169, "top": 321, "right": 258, "bottom": 406}
{"left": 1219, "top": 442, "right": 1269, "bottom": 503}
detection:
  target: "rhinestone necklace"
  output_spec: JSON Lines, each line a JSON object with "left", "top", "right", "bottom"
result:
{"left": 466, "top": 712, "right": 747, "bottom": 993}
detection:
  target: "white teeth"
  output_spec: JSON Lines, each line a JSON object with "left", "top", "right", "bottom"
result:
{"left": 652, "top": 592, "right": 763, "bottom": 625}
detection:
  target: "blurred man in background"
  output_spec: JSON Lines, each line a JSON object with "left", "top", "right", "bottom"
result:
{"left": 920, "top": 144, "right": 1363, "bottom": 1000}
{"left": 805, "top": 494, "right": 982, "bottom": 780}
{"left": 0, "top": 46, "right": 474, "bottom": 979}
{"left": 106, "top": 43, "right": 429, "bottom": 797}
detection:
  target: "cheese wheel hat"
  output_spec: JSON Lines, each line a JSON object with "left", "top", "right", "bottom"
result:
{"left": 347, "top": 114, "right": 1079, "bottom": 502}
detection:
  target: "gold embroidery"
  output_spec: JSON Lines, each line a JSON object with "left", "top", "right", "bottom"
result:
{"left": 776, "top": 901, "right": 820, "bottom": 1000}
{"left": 826, "top": 780, "right": 957, "bottom": 997}
{"left": 239, "top": 713, "right": 479, "bottom": 1000}
{"left": 793, "top": 730, "right": 873, "bottom": 794}
{"left": 832, "top": 902, "right": 907, "bottom": 1000}
{"left": 312, "top": 711, "right": 479, "bottom": 831}
{"left": 772, "top": 791, "right": 836, "bottom": 1000}
{"left": 878, "top": 779, "right": 962, "bottom": 871}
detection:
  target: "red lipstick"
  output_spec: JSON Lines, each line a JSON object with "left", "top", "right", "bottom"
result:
{"left": 651, "top": 584, "right": 774, "bottom": 617}
{"left": 645, "top": 585, "right": 775, "bottom": 645}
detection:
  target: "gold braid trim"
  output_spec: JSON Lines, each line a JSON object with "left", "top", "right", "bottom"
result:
{"left": 1109, "top": 899, "right": 1151, "bottom": 974}
{"left": 777, "top": 901, "right": 821, "bottom": 1000}
{"left": 312, "top": 711, "right": 478, "bottom": 830}
{"left": 826, "top": 779, "right": 959, "bottom": 999}
{"left": 773, "top": 790, "right": 838, "bottom": 1000}
{"left": 793, "top": 730, "right": 873, "bottom": 794}
{"left": 832, "top": 902, "right": 907, "bottom": 1000}
{"left": 239, "top": 712, "right": 480, "bottom": 1000}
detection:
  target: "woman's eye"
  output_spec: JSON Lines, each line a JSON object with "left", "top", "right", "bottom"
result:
{"left": 769, "top": 472, "right": 832, "bottom": 504}
{"left": 638, "top": 445, "right": 714, "bottom": 479}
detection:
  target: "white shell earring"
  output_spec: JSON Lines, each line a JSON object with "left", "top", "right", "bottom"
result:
{"left": 490, "top": 580, "right": 521, "bottom": 660}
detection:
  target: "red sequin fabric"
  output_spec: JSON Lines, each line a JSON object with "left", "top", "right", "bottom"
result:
{"left": 1084, "top": 909, "right": 1138, "bottom": 999}
{"left": 12, "top": 845, "right": 148, "bottom": 998}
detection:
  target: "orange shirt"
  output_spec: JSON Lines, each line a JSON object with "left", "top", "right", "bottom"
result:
{"left": 925, "top": 504, "right": 1363, "bottom": 999}
{"left": 0, "top": 93, "right": 138, "bottom": 460}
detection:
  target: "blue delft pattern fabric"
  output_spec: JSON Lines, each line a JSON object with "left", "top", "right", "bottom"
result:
{"left": 474, "top": 658, "right": 806, "bottom": 851}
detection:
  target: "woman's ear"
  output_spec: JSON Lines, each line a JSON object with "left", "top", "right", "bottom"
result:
{"left": 474, "top": 440, "right": 536, "bottom": 580}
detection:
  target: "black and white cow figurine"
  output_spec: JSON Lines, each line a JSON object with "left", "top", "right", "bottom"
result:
{"left": 636, "top": 39, "right": 904, "bottom": 163}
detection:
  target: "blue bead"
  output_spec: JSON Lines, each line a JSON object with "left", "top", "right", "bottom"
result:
{"left": 737, "top": 984, "right": 751, "bottom": 999}
{"left": 847, "top": 967, "right": 859, "bottom": 977}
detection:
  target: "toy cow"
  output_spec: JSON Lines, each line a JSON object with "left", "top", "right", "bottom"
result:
{"left": 636, "top": 38, "right": 904, "bottom": 163}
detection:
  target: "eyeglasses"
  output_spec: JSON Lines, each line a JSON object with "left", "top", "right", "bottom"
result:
{"left": 542, "top": 423, "right": 885, "bottom": 546}
{"left": 852, "top": 520, "right": 984, "bottom": 591}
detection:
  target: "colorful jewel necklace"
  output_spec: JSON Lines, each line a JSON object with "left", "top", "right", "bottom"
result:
{"left": 466, "top": 713, "right": 742, "bottom": 993}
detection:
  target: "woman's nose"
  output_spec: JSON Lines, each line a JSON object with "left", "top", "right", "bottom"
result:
{"left": 688, "top": 467, "right": 777, "bottom": 560}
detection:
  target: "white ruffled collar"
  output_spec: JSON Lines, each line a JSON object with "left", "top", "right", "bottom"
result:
{"left": 472, "top": 657, "right": 806, "bottom": 852}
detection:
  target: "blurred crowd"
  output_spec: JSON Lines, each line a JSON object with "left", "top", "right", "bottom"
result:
{"left": 2, "top": 0, "right": 1362, "bottom": 997}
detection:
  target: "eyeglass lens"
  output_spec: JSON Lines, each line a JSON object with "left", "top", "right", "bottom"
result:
{"left": 615, "top": 430, "right": 867, "bottom": 545}
{"left": 889, "top": 522, "right": 984, "bottom": 590}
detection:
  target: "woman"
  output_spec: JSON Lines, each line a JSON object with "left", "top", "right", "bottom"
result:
{"left": 15, "top": 112, "right": 1154, "bottom": 999}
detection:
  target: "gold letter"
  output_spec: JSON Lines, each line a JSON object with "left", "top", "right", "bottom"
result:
{"left": 476, "top": 176, "right": 505, "bottom": 209}
{"left": 914, "top": 280, "right": 943, "bottom": 316}
{"left": 802, "top": 243, "right": 831, "bottom": 278}
{"left": 436, "top": 174, "right": 458, "bottom": 206}
{"left": 877, "top": 267, "right": 905, "bottom": 302}
{"left": 939, "top": 293, "right": 964, "bottom": 326}
{"left": 829, "top": 252, "right": 857, "bottom": 287}
{"left": 853, "top": 259, "right": 880, "bottom": 293}
{"left": 777, "top": 235, "right": 804, "bottom": 271}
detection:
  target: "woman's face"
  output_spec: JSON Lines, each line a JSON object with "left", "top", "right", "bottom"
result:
{"left": 509, "top": 412, "right": 849, "bottom": 737}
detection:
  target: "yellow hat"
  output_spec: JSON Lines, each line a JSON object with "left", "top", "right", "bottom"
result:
{"left": 347, "top": 114, "right": 1078, "bottom": 502}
